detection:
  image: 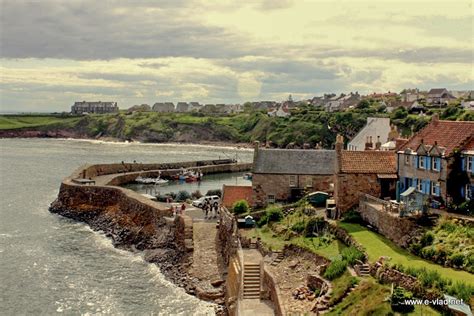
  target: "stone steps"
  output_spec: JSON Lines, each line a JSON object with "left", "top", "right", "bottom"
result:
{"left": 243, "top": 263, "right": 261, "bottom": 299}
{"left": 270, "top": 251, "right": 285, "bottom": 266}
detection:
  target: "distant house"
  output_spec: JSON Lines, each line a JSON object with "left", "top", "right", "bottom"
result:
{"left": 461, "top": 100, "right": 474, "bottom": 110}
{"left": 366, "top": 91, "right": 398, "bottom": 101}
{"left": 222, "top": 185, "right": 253, "bottom": 208}
{"left": 200, "top": 104, "right": 217, "bottom": 113}
{"left": 189, "top": 102, "right": 202, "bottom": 111}
{"left": 251, "top": 143, "right": 335, "bottom": 207}
{"left": 400, "top": 88, "right": 421, "bottom": 102}
{"left": 126, "top": 104, "right": 151, "bottom": 114}
{"left": 176, "top": 102, "right": 190, "bottom": 112}
{"left": 152, "top": 102, "right": 175, "bottom": 113}
{"left": 325, "top": 94, "right": 345, "bottom": 112}
{"left": 397, "top": 115, "right": 474, "bottom": 209}
{"left": 426, "top": 88, "right": 455, "bottom": 106}
{"left": 335, "top": 135, "right": 397, "bottom": 213}
{"left": 71, "top": 101, "right": 118, "bottom": 114}
{"left": 347, "top": 117, "right": 392, "bottom": 151}
{"left": 268, "top": 103, "right": 290, "bottom": 117}
{"left": 222, "top": 104, "right": 242, "bottom": 114}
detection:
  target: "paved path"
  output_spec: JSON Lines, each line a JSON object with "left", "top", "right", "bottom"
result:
{"left": 189, "top": 221, "right": 221, "bottom": 282}
{"left": 429, "top": 208, "right": 473, "bottom": 222}
{"left": 240, "top": 299, "right": 274, "bottom": 316}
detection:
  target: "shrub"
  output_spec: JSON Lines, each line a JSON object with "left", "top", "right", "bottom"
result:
{"left": 420, "top": 232, "right": 434, "bottom": 247}
{"left": 191, "top": 190, "right": 202, "bottom": 199}
{"left": 291, "top": 220, "right": 306, "bottom": 234}
{"left": 304, "top": 216, "right": 326, "bottom": 237}
{"left": 447, "top": 281, "right": 474, "bottom": 303}
{"left": 323, "top": 259, "right": 347, "bottom": 280}
{"left": 257, "top": 207, "right": 283, "bottom": 226}
{"left": 232, "top": 200, "right": 249, "bottom": 215}
{"left": 449, "top": 253, "right": 465, "bottom": 267}
{"left": 206, "top": 189, "right": 222, "bottom": 197}
{"left": 418, "top": 269, "right": 442, "bottom": 288}
{"left": 421, "top": 247, "right": 436, "bottom": 259}
{"left": 341, "top": 246, "right": 365, "bottom": 265}
{"left": 409, "top": 242, "right": 422, "bottom": 255}
{"left": 341, "top": 209, "right": 362, "bottom": 223}
{"left": 175, "top": 190, "right": 191, "bottom": 202}
{"left": 391, "top": 287, "right": 415, "bottom": 313}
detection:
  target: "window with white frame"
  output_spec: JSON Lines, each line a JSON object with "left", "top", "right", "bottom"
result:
{"left": 289, "top": 175, "right": 297, "bottom": 187}
{"left": 418, "top": 156, "right": 425, "bottom": 169}
{"left": 467, "top": 157, "right": 473, "bottom": 173}
{"left": 466, "top": 185, "right": 473, "bottom": 200}
{"left": 267, "top": 195, "right": 276, "bottom": 203}
{"left": 405, "top": 154, "right": 410, "bottom": 165}
{"left": 305, "top": 177, "right": 313, "bottom": 188}
{"left": 431, "top": 182, "right": 440, "bottom": 196}
{"left": 417, "top": 179, "right": 422, "bottom": 192}
{"left": 432, "top": 157, "right": 440, "bottom": 171}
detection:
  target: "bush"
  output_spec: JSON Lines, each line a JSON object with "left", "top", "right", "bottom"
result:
{"left": 191, "top": 190, "right": 202, "bottom": 199}
{"left": 291, "top": 220, "right": 306, "bottom": 234}
{"left": 421, "top": 247, "right": 436, "bottom": 259}
{"left": 206, "top": 189, "right": 222, "bottom": 197}
{"left": 304, "top": 216, "right": 326, "bottom": 237}
{"left": 447, "top": 281, "right": 474, "bottom": 303}
{"left": 341, "top": 246, "right": 365, "bottom": 265}
{"left": 323, "top": 259, "right": 348, "bottom": 280}
{"left": 257, "top": 207, "right": 283, "bottom": 226}
{"left": 449, "top": 253, "right": 465, "bottom": 267}
{"left": 232, "top": 200, "right": 249, "bottom": 215}
{"left": 175, "top": 190, "right": 191, "bottom": 202}
{"left": 409, "top": 242, "right": 423, "bottom": 255}
{"left": 391, "top": 287, "right": 415, "bottom": 313}
{"left": 420, "top": 232, "right": 434, "bottom": 247}
{"left": 341, "top": 209, "right": 362, "bottom": 223}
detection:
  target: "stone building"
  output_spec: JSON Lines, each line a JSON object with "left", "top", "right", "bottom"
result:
{"left": 334, "top": 135, "right": 397, "bottom": 213}
{"left": 251, "top": 142, "right": 335, "bottom": 208}
{"left": 397, "top": 115, "right": 474, "bottom": 207}
{"left": 71, "top": 101, "right": 118, "bottom": 114}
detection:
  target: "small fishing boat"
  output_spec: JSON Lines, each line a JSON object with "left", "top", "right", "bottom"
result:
{"left": 243, "top": 172, "right": 252, "bottom": 180}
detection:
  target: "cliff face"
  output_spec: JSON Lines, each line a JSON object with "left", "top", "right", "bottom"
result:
{"left": 49, "top": 182, "right": 198, "bottom": 293}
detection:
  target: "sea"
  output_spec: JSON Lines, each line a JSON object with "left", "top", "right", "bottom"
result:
{"left": 0, "top": 138, "right": 253, "bottom": 315}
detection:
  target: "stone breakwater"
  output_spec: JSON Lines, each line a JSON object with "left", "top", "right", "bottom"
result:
{"left": 49, "top": 159, "right": 252, "bottom": 310}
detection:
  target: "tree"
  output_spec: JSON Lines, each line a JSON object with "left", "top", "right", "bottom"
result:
{"left": 232, "top": 200, "right": 249, "bottom": 214}
{"left": 356, "top": 99, "right": 370, "bottom": 109}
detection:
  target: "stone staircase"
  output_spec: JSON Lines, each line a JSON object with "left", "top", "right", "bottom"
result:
{"left": 243, "top": 263, "right": 261, "bottom": 299}
{"left": 356, "top": 263, "right": 370, "bottom": 277}
{"left": 270, "top": 251, "right": 285, "bottom": 266}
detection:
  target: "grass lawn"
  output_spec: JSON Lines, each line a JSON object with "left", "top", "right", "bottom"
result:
{"left": 327, "top": 278, "right": 441, "bottom": 316}
{"left": 0, "top": 115, "right": 80, "bottom": 130}
{"left": 328, "top": 270, "right": 358, "bottom": 306}
{"left": 241, "top": 226, "right": 346, "bottom": 259}
{"left": 339, "top": 222, "right": 474, "bottom": 285}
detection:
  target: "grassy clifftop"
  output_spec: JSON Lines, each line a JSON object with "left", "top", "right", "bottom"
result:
{"left": 1, "top": 106, "right": 472, "bottom": 147}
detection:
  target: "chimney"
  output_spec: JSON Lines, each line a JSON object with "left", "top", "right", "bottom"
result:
{"left": 375, "top": 136, "right": 382, "bottom": 150}
{"left": 253, "top": 141, "right": 260, "bottom": 168}
{"left": 365, "top": 136, "right": 371, "bottom": 150}
{"left": 365, "top": 136, "right": 373, "bottom": 150}
{"left": 335, "top": 134, "right": 344, "bottom": 173}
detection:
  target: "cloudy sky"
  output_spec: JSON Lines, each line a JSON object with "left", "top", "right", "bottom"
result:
{"left": 0, "top": 0, "right": 472, "bottom": 112}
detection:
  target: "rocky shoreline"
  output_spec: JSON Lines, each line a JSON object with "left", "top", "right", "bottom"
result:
{"left": 49, "top": 201, "right": 225, "bottom": 314}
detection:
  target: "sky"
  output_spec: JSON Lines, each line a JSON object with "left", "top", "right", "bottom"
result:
{"left": 0, "top": 0, "right": 473, "bottom": 112}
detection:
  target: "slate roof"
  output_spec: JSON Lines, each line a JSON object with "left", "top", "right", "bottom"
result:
{"left": 340, "top": 151, "right": 396, "bottom": 174}
{"left": 347, "top": 117, "right": 391, "bottom": 151}
{"left": 222, "top": 185, "right": 253, "bottom": 208}
{"left": 427, "top": 88, "right": 448, "bottom": 97}
{"left": 253, "top": 149, "right": 335, "bottom": 175}
{"left": 398, "top": 119, "right": 474, "bottom": 156}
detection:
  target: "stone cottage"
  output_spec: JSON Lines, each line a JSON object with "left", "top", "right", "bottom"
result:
{"left": 251, "top": 142, "right": 335, "bottom": 207}
{"left": 334, "top": 135, "right": 398, "bottom": 213}
{"left": 397, "top": 115, "right": 474, "bottom": 208}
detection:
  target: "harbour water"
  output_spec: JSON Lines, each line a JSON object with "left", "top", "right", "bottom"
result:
{"left": 0, "top": 138, "right": 253, "bottom": 315}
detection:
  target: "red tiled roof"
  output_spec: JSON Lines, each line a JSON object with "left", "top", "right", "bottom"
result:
{"left": 464, "top": 137, "right": 474, "bottom": 151}
{"left": 340, "top": 150, "right": 396, "bottom": 174}
{"left": 399, "top": 119, "right": 474, "bottom": 155}
{"left": 222, "top": 185, "right": 253, "bottom": 208}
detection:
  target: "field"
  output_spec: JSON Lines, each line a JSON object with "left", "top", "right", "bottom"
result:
{"left": 0, "top": 115, "right": 81, "bottom": 130}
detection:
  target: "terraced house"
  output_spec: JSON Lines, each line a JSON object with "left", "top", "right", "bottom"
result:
{"left": 397, "top": 115, "right": 474, "bottom": 208}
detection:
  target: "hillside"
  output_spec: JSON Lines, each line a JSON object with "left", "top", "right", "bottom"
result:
{"left": 1, "top": 106, "right": 472, "bottom": 148}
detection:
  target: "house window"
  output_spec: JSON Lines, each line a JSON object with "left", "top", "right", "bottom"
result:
{"left": 431, "top": 182, "right": 440, "bottom": 197}
{"left": 405, "top": 155, "right": 410, "bottom": 165}
{"left": 467, "top": 157, "right": 473, "bottom": 173}
{"left": 418, "top": 156, "right": 425, "bottom": 169}
{"left": 417, "top": 179, "right": 422, "bottom": 192}
{"left": 267, "top": 195, "right": 276, "bottom": 203}
{"left": 432, "top": 157, "right": 440, "bottom": 171}
{"left": 289, "top": 175, "right": 297, "bottom": 187}
{"left": 305, "top": 177, "right": 313, "bottom": 188}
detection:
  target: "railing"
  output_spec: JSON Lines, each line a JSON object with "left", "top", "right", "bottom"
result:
{"left": 360, "top": 193, "right": 400, "bottom": 215}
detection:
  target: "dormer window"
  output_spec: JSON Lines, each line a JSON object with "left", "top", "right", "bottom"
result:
{"left": 419, "top": 156, "right": 425, "bottom": 169}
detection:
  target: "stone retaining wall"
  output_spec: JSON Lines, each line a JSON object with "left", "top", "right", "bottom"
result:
{"left": 359, "top": 201, "right": 422, "bottom": 248}
{"left": 327, "top": 222, "right": 368, "bottom": 261}
{"left": 174, "top": 214, "right": 194, "bottom": 253}
{"left": 262, "top": 266, "right": 287, "bottom": 316}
